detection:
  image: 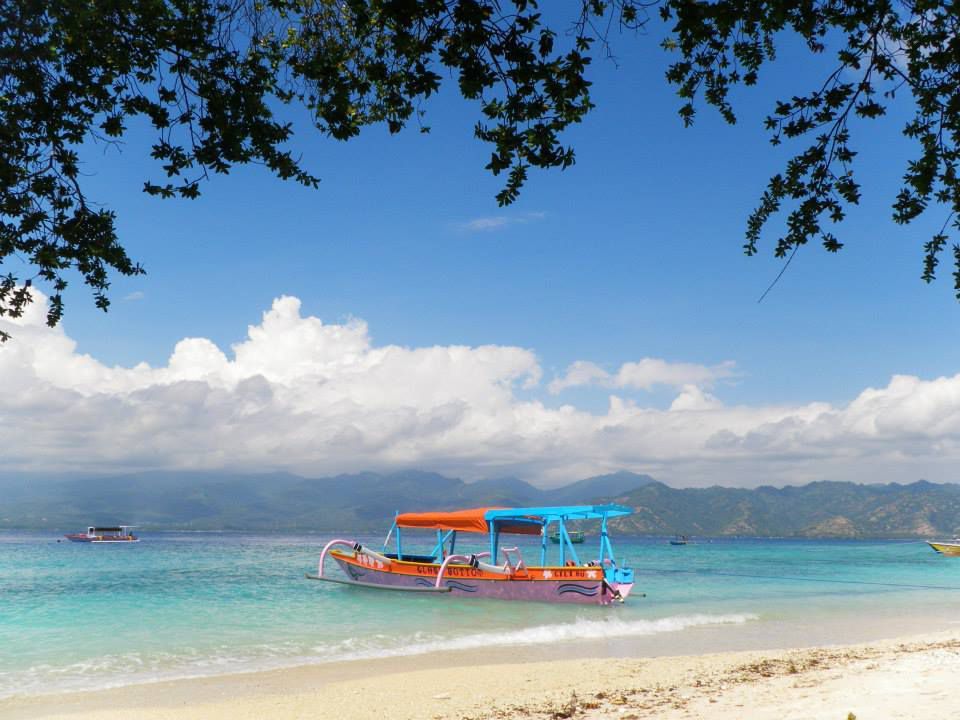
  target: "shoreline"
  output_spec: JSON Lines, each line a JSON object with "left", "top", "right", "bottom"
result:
{"left": 5, "top": 599, "right": 956, "bottom": 703}
{"left": 4, "top": 628, "right": 959, "bottom": 719}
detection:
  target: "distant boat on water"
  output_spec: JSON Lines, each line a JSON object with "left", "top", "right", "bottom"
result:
{"left": 670, "top": 534, "right": 690, "bottom": 546}
{"left": 927, "top": 539, "right": 960, "bottom": 556}
{"left": 549, "top": 530, "right": 585, "bottom": 544}
{"left": 65, "top": 526, "right": 139, "bottom": 543}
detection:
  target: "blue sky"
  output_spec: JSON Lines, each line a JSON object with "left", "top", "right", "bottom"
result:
{"left": 4, "top": 16, "right": 960, "bottom": 487}
{"left": 63, "top": 27, "right": 956, "bottom": 403}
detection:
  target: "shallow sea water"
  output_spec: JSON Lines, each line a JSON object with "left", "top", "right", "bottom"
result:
{"left": 2, "top": 530, "right": 958, "bottom": 698}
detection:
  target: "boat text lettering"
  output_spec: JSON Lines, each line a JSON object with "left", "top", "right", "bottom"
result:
{"left": 414, "top": 564, "right": 482, "bottom": 577}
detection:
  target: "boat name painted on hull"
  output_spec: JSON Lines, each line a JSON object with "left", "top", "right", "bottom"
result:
{"left": 415, "top": 564, "right": 482, "bottom": 577}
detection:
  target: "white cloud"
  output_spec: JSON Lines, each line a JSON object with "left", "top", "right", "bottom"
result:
{"left": 547, "top": 361, "right": 610, "bottom": 394}
{"left": 458, "top": 212, "right": 546, "bottom": 233}
{"left": 618, "top": 358, "right": 736, "bottom": 390}
{"left": 670, "top": 385, "right": 723, "bottom": 411}
{"left": 3, "top": 291, "right": 960, "bottom": 488}
{"left": 123, "top": 291, "right": 145, "bottom": 301}
{"left": 462, "top": 217, "right": 509, "bottom": 232}
{"left": 549, "top": 357, "right": 736, "bottom": 394}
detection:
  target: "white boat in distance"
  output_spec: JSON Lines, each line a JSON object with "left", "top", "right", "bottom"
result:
{"left": 65, "top": 526, "right": 139, "bottom": 543}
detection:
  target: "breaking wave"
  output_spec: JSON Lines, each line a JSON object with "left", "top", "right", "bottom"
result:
{"left": 1, "top": 613, "right": 756, "bottom": 699}
{"left": 335, "top": 612, "right": 758, "bottom": 660}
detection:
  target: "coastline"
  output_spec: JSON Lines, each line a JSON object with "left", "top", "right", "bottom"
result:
{"left": 4, "top": 629, "right": 959, "bottom": 720}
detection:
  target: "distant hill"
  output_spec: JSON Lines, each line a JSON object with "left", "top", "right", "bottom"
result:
{"left": 550, "top": 471, "right": 656, "bottom": 504}
{"left": 0, "top": 470, "right": 653, "bottom": 531}
{"left": 611, "top": 479, "right": 960, "bottom": 538}
{"left": 4, "top": 471, "right": 958, "bottom": 537}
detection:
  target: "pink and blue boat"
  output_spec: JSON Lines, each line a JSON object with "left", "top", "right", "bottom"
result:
{"left": 308, "top": 505, "right": 636, "bottom": 605}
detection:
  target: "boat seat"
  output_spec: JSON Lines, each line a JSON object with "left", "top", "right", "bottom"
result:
{"left": 383, "top": 553, "right": 437, "bottom": 563}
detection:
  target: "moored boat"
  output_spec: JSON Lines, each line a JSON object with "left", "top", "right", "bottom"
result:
{"left": 670, "top": 534, "right": 689, "bottom": 546}
{"left": 307, "top": 505, "right": 636, "bottom": 605}
{"left": 549, "top": 529, "right": 584, "bottom": 544}
{"left": 927, "top": 539, "right": 960, "bottom": 556}
{"left": 65, "top": 526, "right": 139, "bottom": 543}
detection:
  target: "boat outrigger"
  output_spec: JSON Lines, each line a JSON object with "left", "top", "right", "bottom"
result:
{"left": 308, "top": 505, "right": 636, "bottom": 605}
{"left": 65, "top": 526, "right": 139, "bottom": 543}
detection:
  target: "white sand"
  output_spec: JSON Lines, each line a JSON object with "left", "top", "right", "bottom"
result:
{"left": 4, "top": 631, "right": 959, "bottom": 719}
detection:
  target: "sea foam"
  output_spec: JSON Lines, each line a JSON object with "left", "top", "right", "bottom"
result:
{"left": 0, "top": 613, "right": 756, "bottom": 699}
{"left": 330, "top": 612, "right": 758, "bottom": 661}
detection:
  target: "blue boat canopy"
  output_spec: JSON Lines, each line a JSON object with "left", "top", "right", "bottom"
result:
{"left": 484, "top": 504, "right": 632, "bottom": 523}
{"left": 482, "top": 505, "right": 633, "bottom": 571}
{"left": 388, "top": 504, "right": 634, "bottom": 580}
{"left": 394, "top": 505, "right": 633, "bottom": 535}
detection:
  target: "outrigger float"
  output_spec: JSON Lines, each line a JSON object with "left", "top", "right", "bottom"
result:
{"left": 307, "top": 505, "right": 636, "bottom": 605}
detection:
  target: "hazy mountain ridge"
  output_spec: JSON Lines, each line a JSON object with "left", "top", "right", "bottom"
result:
{"left": 2, "top": 471, "right": 957, "bottom": 537}
{"left": 0, "top": 470, "right": 656, "bottom": 531}
{"left": 611, "top": 479, "right": 960, "bottom": 537}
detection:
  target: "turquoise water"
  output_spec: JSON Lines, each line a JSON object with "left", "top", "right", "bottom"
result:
{"left": 3, "top": 531, "right": 960, "bottom": 698}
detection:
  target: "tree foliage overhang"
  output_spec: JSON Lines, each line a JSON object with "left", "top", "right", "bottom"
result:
{"left": 2, "top": 0, "right": 959, "bottom": 338}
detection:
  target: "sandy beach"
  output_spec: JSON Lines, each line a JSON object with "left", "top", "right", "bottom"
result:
{"left": 4, "top": 630, "right": 959, "bottom": 720}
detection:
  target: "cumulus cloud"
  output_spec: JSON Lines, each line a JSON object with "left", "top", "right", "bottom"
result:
{"left": 548, "top": 358, "right": 736, "bottom": 394}
{"left": 546, "top": 361, "right": 610, "bottom": 394}
{"left": 3, "top": 291, "right": 960, "bottom": 487}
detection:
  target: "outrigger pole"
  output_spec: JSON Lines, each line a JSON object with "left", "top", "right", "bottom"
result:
{"left": 310, "top": 537, "right": 452, "bottom": 592}
{"left": 304, "top": 573, "right": 452, "bottom": 592}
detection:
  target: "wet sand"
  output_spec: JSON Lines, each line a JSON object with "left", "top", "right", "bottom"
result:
{"left": 4, "top": 629, "right": 959, "bottom": 719}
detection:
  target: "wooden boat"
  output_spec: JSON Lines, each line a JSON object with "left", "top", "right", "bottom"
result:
{"left": 549, "top": 530, "right": 584, "bottom": 544}
{"left": 65, "top": 526, "right": 139, "bottom": 543}
{"left": 927, "top": 539, "right": 960, "bottom": 556}
{"left": 308, "top": 505, "right": 636, "bottom": 605}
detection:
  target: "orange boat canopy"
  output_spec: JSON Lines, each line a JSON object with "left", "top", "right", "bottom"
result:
{"left": 395, "top": 507, "right": 542, "bottom": 535}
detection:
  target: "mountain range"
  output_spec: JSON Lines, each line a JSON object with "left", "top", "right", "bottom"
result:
{"left": 611, "top": 479, "right": 960, "bottom": 538}
{"left": 0, "top": 469, "right": 655, "bottom": 531}
{"left": 2, "top": 470, "right": 959, "bottom": 537}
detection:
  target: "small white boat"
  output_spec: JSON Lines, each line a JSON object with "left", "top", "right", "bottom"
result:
{"left": 65, "top": 526, "right": 139, "bottom": 543}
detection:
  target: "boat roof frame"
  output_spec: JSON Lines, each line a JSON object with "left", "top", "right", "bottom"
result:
{"left": 392, "top": 505, "right": 632, "bottom": 535}
{"left": 385, "top": 504, "right": 632, "bottom": 569}
{"left": 484, "top": 504, "right": 632, "bottom": 523}
{"left": 484, "top": 505, "right": 631, "bottom": 568}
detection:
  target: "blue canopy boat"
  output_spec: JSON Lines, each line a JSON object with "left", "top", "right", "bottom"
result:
{"left": 308, "top": 504, "right": 637, "bottom": 604}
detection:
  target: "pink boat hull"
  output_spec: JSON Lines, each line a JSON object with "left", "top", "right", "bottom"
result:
{"left": 332, "top": 556, "right": 632, "bottom": 605}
